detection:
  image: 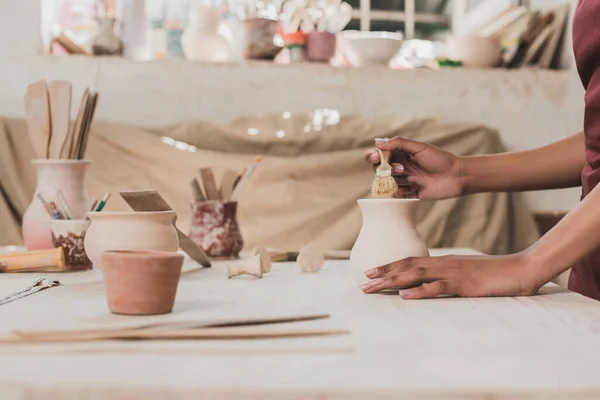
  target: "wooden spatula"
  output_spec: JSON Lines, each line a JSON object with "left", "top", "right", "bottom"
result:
{"left": 47, "top": 80, "right": 72, "bottom": 159}
{"left": 119, "top": 190, "right": 211, "bottom": 267}
{"left": 24, "top": 80, "right": 52, "bottom": 159}
{"left": 66, "top": 88, "right": 90, "bottom": 159}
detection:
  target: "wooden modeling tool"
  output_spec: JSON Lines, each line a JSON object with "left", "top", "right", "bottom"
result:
{"left": 4, "top": 326, "right": 349, "bottom": 344}
{"left": 199, "top": 168, "right": 220, "bottom": 200}
{"left": 47, "top": 80, "right": 72, "bottom": 159}
{"left": 76, "top": 92, "right": 99, "bottom": 159}
{"left": 24, "top": 80, "right": 52, "bottom": 159}
{"left": 370, "top": 148, "right": 397, "bottom": 198}
{"left": 190, "top": 177, "right": 206, "bottom": 202}
{"left": 269, "top": 249, "right": 350, "bottom": 262}
{"left": 220, "top": 170, "right": 239, "bottom": 202}
{"left": 119, "top": 190, "right": 211, "bottom": 267}
{"left": 66, "top": 88, "right": 90, "bottom": 159}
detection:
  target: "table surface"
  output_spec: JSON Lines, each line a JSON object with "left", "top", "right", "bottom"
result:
{"left": 1, "top": 248, "right": 600, "bottom": 400}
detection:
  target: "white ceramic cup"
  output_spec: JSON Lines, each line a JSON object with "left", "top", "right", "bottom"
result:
{"left": 84, "top": 211, "right": 179, "bottom": 268}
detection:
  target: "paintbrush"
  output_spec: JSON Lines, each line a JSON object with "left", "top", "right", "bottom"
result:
{"left": 95, "top": 192, "right": 111, "bottom": 212}
{"left": 370, "top": 148, "right": 397, "bottom": 198}
{"left": 231, "top": 156, "right": 263, "bottom": 201}
{"left": 56, "top": 190, "right": 73, "bottom": 219}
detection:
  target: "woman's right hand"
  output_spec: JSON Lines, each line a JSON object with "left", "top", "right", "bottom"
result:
{"left": 366, "top": 137, "right": 464, "bottom": 200}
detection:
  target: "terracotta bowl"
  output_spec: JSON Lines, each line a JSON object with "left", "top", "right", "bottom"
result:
{"left": 101, "top": 250, "right": 184, "bottom": 315}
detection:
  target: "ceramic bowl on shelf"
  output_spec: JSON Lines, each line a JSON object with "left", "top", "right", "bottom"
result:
{"left": 445, "top": 35, "right": 500, "bottom": 68}
{"left": 338, "top": 31, "right": 404, "bottom": 67}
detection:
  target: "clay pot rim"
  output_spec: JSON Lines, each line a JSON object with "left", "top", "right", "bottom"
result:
{"left": 31, "top": 159, "right": 92, "bottom": 165}
{"left": 87, "top": 210, "right": 176, "bottom": 218}
{"left": 358, "top": 198, "right": 420, "bottom": 203}
{"left": 102, "top": 249, "right": 184, "bottom": 261}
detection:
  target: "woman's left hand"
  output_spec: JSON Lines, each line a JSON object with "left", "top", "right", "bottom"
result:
{"left": 360, "top": 254, "right": 542, "bottom": 299}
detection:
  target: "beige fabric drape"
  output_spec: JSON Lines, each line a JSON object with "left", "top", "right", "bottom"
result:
{"left": 0, "top": 115, "right": 539, "bottom": 254}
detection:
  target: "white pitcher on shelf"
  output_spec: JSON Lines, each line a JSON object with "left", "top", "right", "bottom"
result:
{"left": 181, "top": 6, "right": 233, "bottom": 63}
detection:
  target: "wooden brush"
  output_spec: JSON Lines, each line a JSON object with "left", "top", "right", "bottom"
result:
{"left": 370, "top": 149, "right": 397, "bottom": 198}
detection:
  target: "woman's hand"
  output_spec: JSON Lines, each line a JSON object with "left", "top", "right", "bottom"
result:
{"left": 360, "top": 254, "right": 542, "bottom": 299}
{"left": 366, "top": 137, "right": 464, "bottom": 200}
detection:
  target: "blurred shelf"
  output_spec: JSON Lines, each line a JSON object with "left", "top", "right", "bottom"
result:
{"left": 350, "top": 10, "right": 448, "bottom": 24}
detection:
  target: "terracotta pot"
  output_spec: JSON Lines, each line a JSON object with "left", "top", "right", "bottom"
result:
{"left": 306, "top": 32, "right": 337, "bottom": 62}
{"left": 350, "top": 198, "right": 429, "bottom": 287}
{"left": 51, "top": 219, "right": 92, "bottom": 271}
{"left": 22, "top": 160, "right": 91, "bottom": 251}
{"left": 101, "top": 250, "right": 184, "bottom": 315}
{"left": 84, "top": 211, "right": 179, "bottom": 268}
{"left": 188, "top": 201, "right": 243, "bottom": 259}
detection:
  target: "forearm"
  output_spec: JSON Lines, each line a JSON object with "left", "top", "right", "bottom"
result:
{"left": 524, "top": 182, "right": 600, "bottom": 286}
{"left": 460, "top": 131, "right": 585, "bottom": 194}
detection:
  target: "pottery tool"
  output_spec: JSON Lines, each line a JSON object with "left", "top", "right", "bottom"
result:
{"left": 190, "top": 177, "right": 206, "bottom": 202}
{"left": 46, "top": 200, "right": 64, "bottom": 220}
{"left": 47, "top": 80, "right": 72, "bottom": 159}
{"left": 88, "top": 198, "right": 98, "bottom": 212}
{"left": 227, "top": 254, "right": 263, "bottom": 279}
{"left": 199, "top": 168, "right": 221, "bottom": 200}
{"left": 56, "top": 190, "right": 73, "bottom": 220}
{"left": 76, "top": 92, "right": 99, "bottom": 159}
{"left": 119, "top": 190, "right": 211, "bottom": 267}
{"left": 268, "top": 249, "right": 350, "bottom": 261}
{"left": 0, "top": 277, "right": 60, "bottom": 306}
{"left": 5, "top": 326, "right": 349, "bottom": 344}
{"left": 220, "top": 169, "right": 240, "bottom": 202}
{"left": 95, "top": 192, "right": 111, "bottom": 212}
{"left": 297, "top": 244, "right": 325, "bottom": 273}
{"left": 24, "top": 80, "right": 52, "bottom": 159}
{"left": 66, "top": 88, "right": 90, "bottom": 159}
{"left": 231, "top": 156, "right": 263, "bottom": 201}
{"left": 370, "top": 148, "right": 397, "bottom": 198}
{"left": 37, "top": 194, "right": 55, "bottom": 218}
{"left": 0, "top": 248, "right": 66, "bottom": 273}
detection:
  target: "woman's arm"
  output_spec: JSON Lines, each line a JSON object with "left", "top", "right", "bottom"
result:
{"left": 361, "top": 179, "right": 600, "bottom": 299}
{"left": 460, "top": 131, "right": 585, "bottom": 194}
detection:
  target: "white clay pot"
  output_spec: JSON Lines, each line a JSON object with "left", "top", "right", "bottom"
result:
{"left": 350, "top": 198, "right": 429, "bottom": 287}
{"left": 84, "top": 211, "right": 179, "bottom": 268}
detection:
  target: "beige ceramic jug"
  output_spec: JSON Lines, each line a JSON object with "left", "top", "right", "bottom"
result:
{"left": 350, "top": 198, "right": 429, "bottom": 286}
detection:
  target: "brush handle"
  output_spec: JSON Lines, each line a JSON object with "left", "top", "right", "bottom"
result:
{"left": 0, "top": 248, "right": 65, "bottom": 272}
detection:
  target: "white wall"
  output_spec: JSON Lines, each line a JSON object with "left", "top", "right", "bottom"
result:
{"left": 0, "top": 0, "right": 585, "bottom": 212}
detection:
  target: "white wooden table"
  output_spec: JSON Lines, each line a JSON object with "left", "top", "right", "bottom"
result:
{"left": 1, "top": 248, "right": 600, "bottom": 399}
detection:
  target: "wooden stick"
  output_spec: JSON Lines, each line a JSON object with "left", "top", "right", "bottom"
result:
{"left": 199, "top": 168, "right": 221, "bottom": 201}
{"left": 190, "top": 177, "right": 206, "bottom": 202}
{"left": 6, "top": 326, "right": 349, "bottom": 344}
{"left": 220, "top": 170, "right": 240, "bottom": 202}
{"left": 66, "top": 88, "right": 90, "bottom": 159}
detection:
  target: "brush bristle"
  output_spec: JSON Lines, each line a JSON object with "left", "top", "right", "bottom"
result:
{"left": 370, "top": 175, "right": 398, "bottom": 198}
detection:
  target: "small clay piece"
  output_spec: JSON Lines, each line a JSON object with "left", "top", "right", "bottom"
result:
{"left": 227, "top": 254, "right": 263, "bottom": 279}
{"left": 253, "top": 246, "right": 272, "bottom": 273}
{"left": 297, "top": 244, "right": 325, "bottom": 273}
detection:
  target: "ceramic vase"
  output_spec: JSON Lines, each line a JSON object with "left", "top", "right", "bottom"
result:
{"left": 51, "top": 219, "right": 93, "bottom": 271}
{"left": 350, "top": 198, "right": 429, "bottom": 287}
{"left": 84, "top": 211, "right": 179, "bottom": 268}
{"left": 22, "top": 160, "right": 91, "bottom": 251}
{"left": 188, "top": 200, "right": 243, "bottom": 258}
{"left": 101, "top": 250, "right": 184, "bottom": 315}
{"left": 181, "top": 6, "right": 232, "bottom": 62}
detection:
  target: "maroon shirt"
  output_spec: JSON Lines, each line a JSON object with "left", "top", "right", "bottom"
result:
{"left": 569, "top": 0, "right": 600, "bottom": 300}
